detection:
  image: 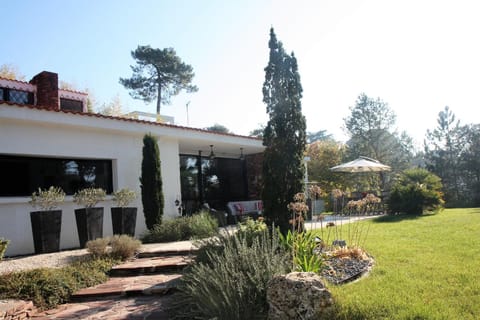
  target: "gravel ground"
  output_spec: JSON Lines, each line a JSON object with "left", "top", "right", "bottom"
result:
{"left": 0, "top": 248, "right": 90, "bottom": 275}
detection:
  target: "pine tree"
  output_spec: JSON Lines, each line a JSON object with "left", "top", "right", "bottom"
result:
{"left": 262, "top": 28, "right": 306, "bottom": 233}
{"left": 140, "top": 133, "right": 164, "bottom": 229}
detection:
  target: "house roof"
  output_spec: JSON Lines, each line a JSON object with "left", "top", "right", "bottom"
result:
{"left": 1, "top": 100, "right": 264, "bottom": 159}
{"left": 1, "top": 100, "right": 260, "bottom": 140}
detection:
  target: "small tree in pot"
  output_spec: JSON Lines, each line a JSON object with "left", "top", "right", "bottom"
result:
{"left": 74, "top": 187, "right": 106, "bottom": 248}
{"left": 111, "top": 188, "right": 137, "bottom": 237}
{"left": 29, "top": 186, "right": 65, "bottom": 254}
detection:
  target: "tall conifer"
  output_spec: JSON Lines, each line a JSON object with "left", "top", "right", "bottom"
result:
{"left": 140, "top": 133, "right": 164, "bottom": 229}
{"left": 262, "top": 28, "right": 306, "bottom": 233}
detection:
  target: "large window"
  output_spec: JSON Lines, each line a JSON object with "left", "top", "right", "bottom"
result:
{"left": 180, "top": 155, "right": 247, "bottom": 214}
{"left": 0, "top": 155, "right": 113, "bottom": 196}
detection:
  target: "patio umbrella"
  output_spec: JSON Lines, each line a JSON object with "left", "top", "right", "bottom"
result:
{"left": 330, "top": 156, "right": 391, "bottom": 173}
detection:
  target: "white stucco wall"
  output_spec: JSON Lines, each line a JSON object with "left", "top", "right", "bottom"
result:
{"left": 0, "top": 104, "right": 263, "bottom": 256}
{"left": 0, "top": 110, "right": 181, "bottom": 256}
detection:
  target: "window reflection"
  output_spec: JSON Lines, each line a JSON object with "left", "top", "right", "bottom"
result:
{"left": 0, "top": 155, "right": 113, "bottom": 196}
{"left": 179, "top": 155, "right": 247, "bottom": 214}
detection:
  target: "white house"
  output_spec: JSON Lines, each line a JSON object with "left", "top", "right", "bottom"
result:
{"left": 0, "top": 71, "right": 264, "bottom": 256}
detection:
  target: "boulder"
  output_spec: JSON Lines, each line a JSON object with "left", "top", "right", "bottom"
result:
{"left": 267, "top": 272, "right": 333, "bottom": 320}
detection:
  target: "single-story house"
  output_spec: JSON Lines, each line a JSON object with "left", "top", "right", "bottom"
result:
{"left": 0, "top": 71, "right": 264, "bottom": 256}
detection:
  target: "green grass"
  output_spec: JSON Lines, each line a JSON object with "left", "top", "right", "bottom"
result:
{"left": 326, "top": 208, "right": 480, "bottom": 320}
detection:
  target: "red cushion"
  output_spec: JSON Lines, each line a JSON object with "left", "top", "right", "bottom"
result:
{"left": 256, "top": 201, "right": 263, "bottom": 210}
{"left": 234, "top": 203, "right": 245, "bottom": 214}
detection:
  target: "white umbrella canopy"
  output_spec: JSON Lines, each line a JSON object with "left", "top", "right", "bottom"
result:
{"left": 330, "top": 156, "right": 391, "bottom": 173}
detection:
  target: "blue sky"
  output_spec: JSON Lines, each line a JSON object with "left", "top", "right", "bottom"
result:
{"left": 2, "top": 1, "right": 479, "bottom": 146}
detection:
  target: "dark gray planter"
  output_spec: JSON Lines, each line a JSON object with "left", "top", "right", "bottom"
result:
{"left": 75, "top": 208, "right": 104, "bottom": 248}
{"left": 30, "top": 210, "right": 62, "bottom": 254}
{"left": 111, "top": 207, "right": 137, "bottom": 237}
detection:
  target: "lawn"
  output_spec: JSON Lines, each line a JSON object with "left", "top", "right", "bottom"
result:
{"left": 327, "top": 208, "right": 480, "bottom": 320}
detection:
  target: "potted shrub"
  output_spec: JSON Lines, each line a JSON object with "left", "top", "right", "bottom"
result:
{"left": 111, "top": 188, "right": 137, "bottom": 237}
{"left": 29, "top": 186, "right": 65, "bottom": 254}
{"left": 73, "top": 187, "right": 106, "bottom": 248}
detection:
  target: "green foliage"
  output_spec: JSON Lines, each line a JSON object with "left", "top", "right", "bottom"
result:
{"left": 204, "top": 123, "right": 230, "bottom": 133}
{"left": 278, "top": 230, "right": 323, "bottom": 273}
{"left": 344, "top": 93, "right": 414, "bottom": 190}
{"left": 140, "top": 133, "right": 164, "bottom": 230}
{"left": 0, "top": 257, "right": 116, "bottom": 310}
{"left": 237, "top": 218, "right": 268, "bottom": 246}
{"left": 424, "top": 106, "right": 480, "bottom": 207}
{"left": 112, "top": 188, "right": 136, "bottom": 207}
{"left": 141, "top": 211, "right": 218, "bottom": 243}
{"left": 262, "top": 28, "right": 307, "bottom": 233}
{"left": 0, "top": 237, "right": 9, "bottom": 260}
{"left": 388, "top": 168, "right": 444, "bottom": 214}
{"left": 171, "top": 228, "right": 290, "bottom": 320}
{"left": 73, "top": 187, "right": 106, "bottom": 208}
{"left": 119, "top": 45, "right": 198, "bottom": 115}
{"left": 29, "top": 186, "right": 65, "bottom": 211}
{"left": 307, "top": 140, "right": 347, "bottom": 196}
{"left": 86, "top": 235, "right": 142, "bottom": 260}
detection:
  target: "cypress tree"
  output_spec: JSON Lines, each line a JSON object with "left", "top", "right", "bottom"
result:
{"left": 140, "top": 133, "right": 164, "bottom": 229}
{"left": 262, "top": 28, "right": 307, "bottom": 233}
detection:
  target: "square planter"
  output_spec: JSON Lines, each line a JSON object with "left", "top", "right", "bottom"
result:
{"left": 30, "top": 210, "right": 62, "bottom": 254}
{"left": 111, "top": 207, "right": 137, "bottom": 237}
{"left": 75, "top": 208, "right": 104, "bottom": 248}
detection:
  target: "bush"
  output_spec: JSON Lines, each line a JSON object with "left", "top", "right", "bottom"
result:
{"left": 109, "top": 235, "right": 142, "bottom": 260}
{"left": 0, "top": 257, "right": 117, "bottom": 310}
{"left": 142, "top": 210, "right": 218, "bottom": 243}
{"left": 0, "top": 237, "right": 9, "bottom": 260}
{"left": 388, "top": 168, "right": 445, "bottom": 215}
{"left": 237, "top": 217, "right": 268, "bottom": 246}
{"left": 86, "top": 237, "right": 110, "bottom": 257}
{"left": 170, "top": 228, "right": 291, "bottom": 320}
{"left": 86, "top": 235, "right": 141, "bottom": 260}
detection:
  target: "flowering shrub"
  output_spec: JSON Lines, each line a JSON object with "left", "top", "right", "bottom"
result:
{"left": 112, "top": 188, "right": 136, "bottom": 207}
{"left": 29, "top": 186, "right": 66, "bottom": 211}
{"left": 288, "top": 193, "right": 309, "bottom": 232}
{"left": 73, "top": 188, "right": 106, "bottom": 208}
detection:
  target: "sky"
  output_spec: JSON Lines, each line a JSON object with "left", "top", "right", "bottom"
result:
{"left": 2, "top": 0, "right": 479, "bottom": 147}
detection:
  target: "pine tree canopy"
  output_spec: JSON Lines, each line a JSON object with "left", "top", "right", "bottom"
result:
{"left": 120, "top": 45, "right": 198, "bottom": 115}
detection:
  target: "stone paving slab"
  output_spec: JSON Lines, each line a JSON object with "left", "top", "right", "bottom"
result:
{"left": 33, "top": 295, "right": 174, "bottom": 319}
{"left": 110, "top": 255, "right": 193, "bottom": 276}
{"left": 71, "top": 274, "right": 182, "bottom": 300}
{"left": 138, "top": 240, "right": 197, "bottom": 257}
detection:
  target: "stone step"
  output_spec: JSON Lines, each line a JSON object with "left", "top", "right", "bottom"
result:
{"left": 71, "top": 274, "right": 182, "bottom": 301}
{"left": 109, "top": 255, "right": 193, "bottom": 277}
{"left": 137, "top": 248, "right": 197, "bottom": 259}
{"left": 137, "top": 241, "right": 198, "bottom": 259}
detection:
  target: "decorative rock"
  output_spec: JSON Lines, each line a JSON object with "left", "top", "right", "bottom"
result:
{"left": 332, "top": 239, "right": 346, "bottom": 247}
{"left": 267, "top": 272, "right": 334, "bottom": 320}
{"left": 0, "top": 299, "right": 37, "bottom": 320}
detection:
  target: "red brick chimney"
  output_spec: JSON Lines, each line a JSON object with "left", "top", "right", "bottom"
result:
{"left": 29, "top": 71, "right": 59, "bottom": 109}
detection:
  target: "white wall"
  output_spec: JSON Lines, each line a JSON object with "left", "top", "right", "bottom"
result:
{"left": 0, "top": 104, "right": 263, "bottom": 256}
{"left": 0, "top": 117, "right": 179, "bottom": 256}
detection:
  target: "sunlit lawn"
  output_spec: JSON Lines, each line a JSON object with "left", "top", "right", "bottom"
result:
{"left": 324, "top": 208, "right": 480, "bottom": 320}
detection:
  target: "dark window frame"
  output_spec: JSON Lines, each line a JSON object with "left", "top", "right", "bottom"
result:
{"left": 179, "top": 154, "right": 248, "bottom": 214}
{"left": 0, "top": 155, "right": 113, "bottom": 197}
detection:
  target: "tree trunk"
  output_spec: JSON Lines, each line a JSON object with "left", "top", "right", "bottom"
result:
{"left": 156, "top": 82, "right": 162, "bottom": 115}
